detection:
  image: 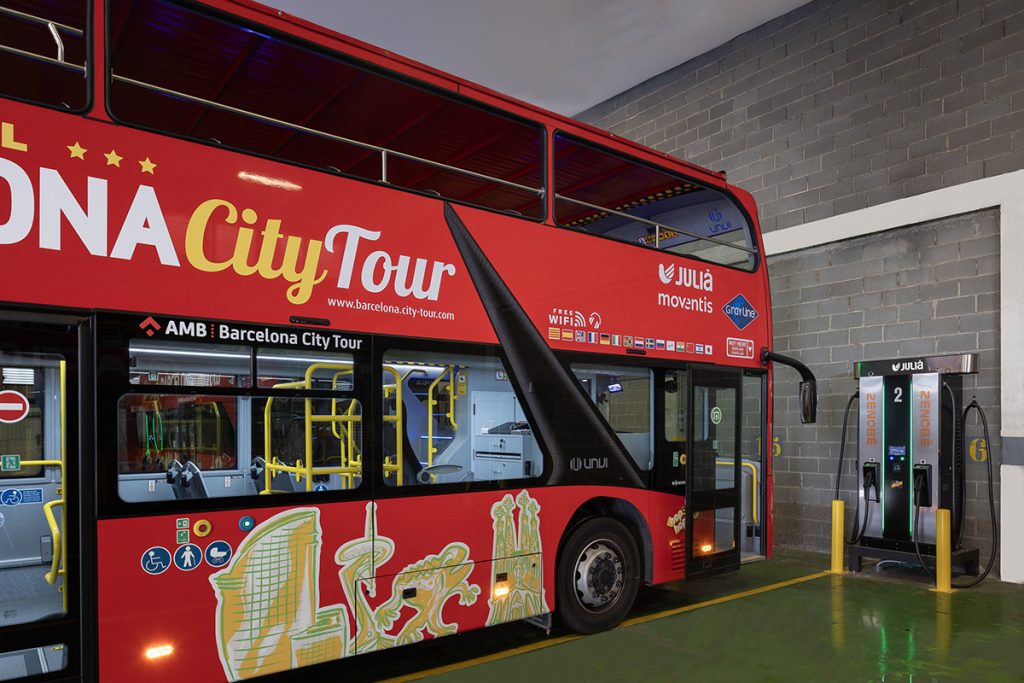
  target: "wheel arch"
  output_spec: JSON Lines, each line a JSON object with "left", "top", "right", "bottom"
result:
{"left": 556, "top": 496, "right": 653, "bottom": 585}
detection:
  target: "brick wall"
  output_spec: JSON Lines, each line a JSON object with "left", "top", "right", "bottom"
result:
{"left": 769, "top": 209, "right": 1000, "bottom": 556}
{"left": 576, "top": 0, "right": 1024, "bottom": 234}
{"left": 574, "top": 0, "right": 1013, "bottom": 561}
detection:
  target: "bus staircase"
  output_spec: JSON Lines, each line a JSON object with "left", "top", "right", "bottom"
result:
{"left": 398, "top": 365, "right": 461, "bottom": 482}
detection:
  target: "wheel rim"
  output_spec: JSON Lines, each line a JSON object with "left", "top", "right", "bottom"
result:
{"left": 573, "top": 539, "right": 626, "bottom": 612}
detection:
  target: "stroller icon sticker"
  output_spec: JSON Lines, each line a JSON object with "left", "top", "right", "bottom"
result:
{"left": 205, "top": 540, "right": 233, "bottom": 568}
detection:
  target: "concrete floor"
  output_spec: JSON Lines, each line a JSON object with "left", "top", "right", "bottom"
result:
{"left": 330, "top": 549, "right": 1024, "bottom": 682}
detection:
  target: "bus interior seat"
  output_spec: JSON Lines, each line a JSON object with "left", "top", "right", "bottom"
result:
{"left": 249, "top": 456, "right": 299, "bottom": 493}
{"left": 166, "top": 460, "right": 209, "bottom": 499}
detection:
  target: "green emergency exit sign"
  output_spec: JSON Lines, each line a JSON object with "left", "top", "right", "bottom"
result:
{"left": 1, "top": 455, "right": 20, "bottom": 472}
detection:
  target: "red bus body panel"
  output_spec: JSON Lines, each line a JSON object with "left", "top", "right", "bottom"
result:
{"left": 96, "top": 487, "right": 685, "bottom": 682}
{"left": 0, "top": 101, "right": 770, "bottom": 366}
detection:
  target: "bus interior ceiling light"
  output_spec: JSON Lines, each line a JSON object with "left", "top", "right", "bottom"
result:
{"left": 256, "top": 355, "right": 355, "bottom": 365}
{"left": 132, "top": 348, "right": 250, "bottom": 360}
{"left": 3, "top": 368, "right": 34, "bottom": 384}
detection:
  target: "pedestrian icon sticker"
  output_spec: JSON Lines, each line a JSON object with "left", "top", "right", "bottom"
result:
{"left": 314, "top": 483, "right": 328, "bottom": 492}
{"left": 141, "top": 546, "right": 171, "bottom": 575}
{"left": 205, "top": 540, "right": 233, "bottom": 568}
{"left": 174, "top": 543, "right": 201, "bottom": 571}
{"left": 1, "top": 454, "right": 20, "bottom": 472}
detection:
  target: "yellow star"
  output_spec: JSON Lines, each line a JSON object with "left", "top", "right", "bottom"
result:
{"left": 104, "top": 150, "right": 123, "bottom": 167}
{"left": 139, "top": 157, "right": 157, "bottom": 174}
{"left": 67, "top": 142, "right": 87, "bottom": 159}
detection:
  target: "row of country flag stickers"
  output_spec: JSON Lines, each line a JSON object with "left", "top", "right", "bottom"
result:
{"left": 547, "top": 327, "right": 714, "bottom": 355}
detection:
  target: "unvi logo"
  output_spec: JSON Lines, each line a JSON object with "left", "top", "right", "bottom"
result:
{"left": 658, "top": 263, "right": 675, "bottom": 285}
{"left": 723, "top": 293, "right": 758, "bottom": 330}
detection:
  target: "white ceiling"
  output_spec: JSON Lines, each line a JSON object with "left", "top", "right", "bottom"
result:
{"left": 262, "top": 0, "right": 811, "bottom": 116}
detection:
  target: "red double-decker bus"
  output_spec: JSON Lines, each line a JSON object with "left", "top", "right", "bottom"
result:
{"left": 0, "top": 1, "right": 815, "bottom": 680}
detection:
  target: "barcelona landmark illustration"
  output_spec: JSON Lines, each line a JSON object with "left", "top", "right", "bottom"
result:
{"left": 209, "top": 491, "right": 547, "bottom": 680}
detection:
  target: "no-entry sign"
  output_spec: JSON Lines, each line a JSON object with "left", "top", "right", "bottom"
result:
{"left": 0, "top": 390, "right": 30, "bottom": 424}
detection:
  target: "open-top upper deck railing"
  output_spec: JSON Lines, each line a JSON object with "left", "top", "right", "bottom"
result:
{"left": 0, "top": 0, "right": 757, "bottom": 265}
{"left": 0, "top": 5, "right": 84, "bottom": 72}
{"left": 108, "top": 72, "right": 547, "bottom": 202}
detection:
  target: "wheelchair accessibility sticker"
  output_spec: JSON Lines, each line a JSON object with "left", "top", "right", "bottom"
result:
{"left": 0, "top": 488, "right": 42, "bottom": 506}
{"left": 141, "top": 546, "right": 171, "bottom": 575}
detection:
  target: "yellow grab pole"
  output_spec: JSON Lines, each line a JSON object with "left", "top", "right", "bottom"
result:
{"left": 933, "top": 508, "right": 953, "bottom": 593}
{"left": 830, "top": 499, "right": 845, "bottom": 574}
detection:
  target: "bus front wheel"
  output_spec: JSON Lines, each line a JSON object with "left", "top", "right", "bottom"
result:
{"left": 556, "top": 517, "right": 640, "bottom": 634}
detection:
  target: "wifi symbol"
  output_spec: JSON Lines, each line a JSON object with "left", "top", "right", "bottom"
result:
{"left": 572, "top": 311, "right": 586, "bottom": 327}
{"left": 139, "top": 316, "right": 161, "bottom": 337}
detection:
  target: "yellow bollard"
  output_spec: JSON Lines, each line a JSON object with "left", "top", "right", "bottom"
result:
{"left": 830, "top": 499, "right": 845, "bottom": 574}
{"left": 933, "top": 508, "right": 953, "bottom": 593}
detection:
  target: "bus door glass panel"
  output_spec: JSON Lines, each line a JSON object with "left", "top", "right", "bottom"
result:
{"left": 687, "top": 368, "right": 741, "bottom": 574}
{"left": 740, "top": 373, "right": 766, "bottom": 559}
{"left": 256, "top": 349, "right": 361, "bottom": 493}
{"left": 656, "top": 369, "right": 688, "bottom": 491}
{"left": 0, "top": 321, "right": 78, "bottom": 680}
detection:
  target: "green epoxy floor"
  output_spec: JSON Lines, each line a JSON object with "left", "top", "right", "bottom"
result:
{"left": 338, "top": 550, "right": 1024, "bottom": 682}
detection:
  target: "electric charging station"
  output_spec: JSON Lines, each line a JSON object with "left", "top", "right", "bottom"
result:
{"left": 844, "top": 353, "right": 981, "bottom": 575}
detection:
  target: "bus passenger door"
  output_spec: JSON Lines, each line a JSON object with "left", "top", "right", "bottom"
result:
{"left": 685, "top": 367, "right": 742, "bottom": 578}
{"left": 0, "top": 316, "right": 84, "bottom": 679}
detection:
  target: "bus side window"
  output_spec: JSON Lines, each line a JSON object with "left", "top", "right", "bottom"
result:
{"left": 570, "top": 364, "right": 654, "bottom": 471}
{"left": 382, "top": 350, "right": 543, "bottom": 486}
{"left": 116, "top": 340, "right": 364, "bottom": 501}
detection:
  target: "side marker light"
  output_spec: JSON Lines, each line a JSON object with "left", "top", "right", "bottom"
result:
{"left": 701, "top": 544, "right": 713, "bottom": 553}
{"left": 145, "top": 644, "right": 174, "bottom": 660}
{"left": 494, "top": 584, "right": 510, "bottom": 598}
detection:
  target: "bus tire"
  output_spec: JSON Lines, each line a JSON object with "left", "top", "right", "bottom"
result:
{"left": 556, "top": 517, "right": 640, "bottom": 634}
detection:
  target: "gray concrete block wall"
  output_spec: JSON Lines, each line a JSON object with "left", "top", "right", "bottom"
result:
{"left": 576, "top": 0, "right": 1024, "bottom": 234}
{"left": 769, "top": 209, "right": 1001, "bottom": 558}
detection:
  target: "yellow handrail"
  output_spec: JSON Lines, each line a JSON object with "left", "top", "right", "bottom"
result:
{"left": 42, "top": 499, "right": 64, "bottom": 585}
{"left": 382, "top": 366, "right": 404, "bottom": 486}
{"left": 448, "top": 369, "right": 458, "bottom": 430}
{"left": 58, "top": 359, "right": 66, "bottom": 611}
{"left": 262, "top": 380, "right": 305, "bottom": 495}
{"left": 716, "top": 458, "right": 759, "bottom": 524}
{"left": 261, "top": 362, "right": 381, "bottom": 492}
{"left": 425, "top": 367, "right": 450, "bottom": 467}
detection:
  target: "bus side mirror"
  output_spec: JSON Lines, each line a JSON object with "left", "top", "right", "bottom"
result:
{"left": 762, "top": 349, "right": 818, "bottom": 425}
{"left": 799, "top": 380, "right": 817, "bottom": 424}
